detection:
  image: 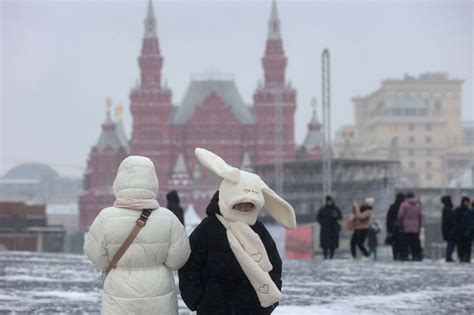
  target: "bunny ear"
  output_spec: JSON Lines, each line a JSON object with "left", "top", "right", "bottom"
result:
{"left": 261, "top": 184, "right": 297, "bottom": 230}
{"left": 194, "top": 148, "right": 240, "bottom": 183}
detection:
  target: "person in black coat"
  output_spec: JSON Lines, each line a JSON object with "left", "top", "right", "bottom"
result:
{"left": 385, "top": 193, "right": 405, "bottom": 260}
{"left": 166, "top": 190, "right": 185, "bottom": 225}
{"left": 454, "top": 196, "right": 471, "bottom": 263}
{"left": 441, "top": 195, "right": 456, "bottom": 262}
{"left": 316, "top": 195, "right": 342, "bottom": 259}
{"left": 178, "top": 191, "right": 282, "bottom": 314}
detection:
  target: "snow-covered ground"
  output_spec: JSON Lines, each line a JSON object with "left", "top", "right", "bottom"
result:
{"left": 1, "top": 251, "right": 473, "bottom": 314}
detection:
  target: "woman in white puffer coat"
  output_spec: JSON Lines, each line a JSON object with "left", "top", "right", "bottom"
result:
{"left": 84, "top": 156, "right": 191, "bottom": 315}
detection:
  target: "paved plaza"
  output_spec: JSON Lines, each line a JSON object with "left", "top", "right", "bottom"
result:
{"left": 0, "top": 252, "right": 473, "bottom": 314}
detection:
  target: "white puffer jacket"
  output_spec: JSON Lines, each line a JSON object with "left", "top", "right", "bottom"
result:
{"left": 84, "top": 156, "right": 191, "bottom": 315}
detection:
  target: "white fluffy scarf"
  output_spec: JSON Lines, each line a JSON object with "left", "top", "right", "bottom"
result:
{"left": 216, "top": 214, "right": 282, "bottom": 308}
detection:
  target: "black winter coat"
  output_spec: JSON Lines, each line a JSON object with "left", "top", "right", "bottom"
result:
{"left": 454, "top": 205, "right": 470, "bottom": 240}
{"left": 441, "top": 204, "right": 456, "bottom": 241}
{"left": 316, "top": 205, "right": 342, "bottom": 249}
{"left": 386, "top": 199, "right": 403, "bottom": 235}
{"left": 178, "top": 191, "right": 282, "bottom": 315}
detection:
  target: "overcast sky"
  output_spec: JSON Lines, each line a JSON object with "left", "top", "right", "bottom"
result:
{"left": 1, "top": 0, "right": 472, "bottom": 177}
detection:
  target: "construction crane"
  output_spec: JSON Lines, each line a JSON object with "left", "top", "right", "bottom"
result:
{"left": 322, "top": 49, "right": 332, "bottom": 198}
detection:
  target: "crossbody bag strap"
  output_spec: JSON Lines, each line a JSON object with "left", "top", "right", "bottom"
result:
{"left": 103, "top": 209, "right": 153, "bottom": 279}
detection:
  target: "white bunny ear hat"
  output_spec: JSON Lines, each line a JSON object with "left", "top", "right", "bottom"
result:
{"left": 195, "top": 148, "right": 296, "bottom": 229}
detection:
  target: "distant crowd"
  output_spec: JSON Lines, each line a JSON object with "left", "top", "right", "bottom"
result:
{"left": 316, "top": 193, "right": 474, "bottom": 262}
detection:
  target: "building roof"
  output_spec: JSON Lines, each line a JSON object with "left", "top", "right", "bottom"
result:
{"left": 3, "top": 163, "right": 59, "bottom": 181}
{"left": 303, "top": 110, "right": 323, "bottom": 151}
{"left": 46, "top": 203, "right": 79, "bottom": 215}
{"left": 172, "top": 79, "right": 255, "bottom": 125}
{"left": 115, "top": 119, "right": 130, "bottom": 153}
{"left": 173, "top": 153, "right": 188, "bottom": 174}
{"left": 95, "top": 110, "right": 125, "bottom": 152}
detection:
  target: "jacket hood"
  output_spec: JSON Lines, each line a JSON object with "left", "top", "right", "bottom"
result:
{"left": 441, "top": 195, "right": 453, "bottom": 207}
{"left": 206, "top": 191, "right": 221, "bottom": 216}
{"left": 113, "top": 156, "right": 159, "bottom": 200}
{"left": 406, "top": 197, "right": 418, "bottom": 205}
{"left": 396, "top": 193, "right": 405, "bottom": 202}
{"left": 166, "top": 190, "right": 180, "bottom": 204}
{"left": 461, "top": 197, "right": 470, "bottom": 207}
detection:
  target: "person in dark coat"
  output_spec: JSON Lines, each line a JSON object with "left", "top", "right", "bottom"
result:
{"left": 166, "top": 190, "right": 184, "bottom": 225}
{"left": 316, "top": 195, "right": 342, "bottom": 259}
{"left": 386, "top": 193, "right": 405, "bottom": 261}
{"left": 441, "top": 195, "right": 456, "bottom": 262}
{"left": 178, "top": 191, "right": 282, "bottom": 314}
{"left": 454, "top": 196, "right": 471, "bottom": 263}
{"left": 465, "top": 201, "right": 474, "bottom": 240}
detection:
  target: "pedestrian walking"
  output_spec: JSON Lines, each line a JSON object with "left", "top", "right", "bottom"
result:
{"left": 179, "top": 148, "right": 296, "bottom": 314}
{"left": 441, "top": 195, "right": 456, "bottom": 262}
{"left": 316, "top": 195, "right": 342, "bottom": 259}
{"left": 397, "top": 192, "right": 423, "bottom": 261}
{"left": 349, "top": 198, "right": 374, "bottom": 259}
{"left": 386, "top": 193, "right": 405, "bottom": 260}
{"left": 454, "top": 196, "right": 472, "bottom": 263}
{"left": 84, "top": 156, "right": 191, "bottom": 315}
{"left": 368, "top": 220, "right": 381, "bottom": 261}
{"left": 166, "top": 190, "right": 185, "bottom": 225}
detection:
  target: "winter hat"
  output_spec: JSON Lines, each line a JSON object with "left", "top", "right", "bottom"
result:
{"left": 440, "top": 195, "right": 452, "bottom": 206}
{"left": 364, "top": 197, "right": 375, "bottom": 207}
{"left": 396, "top": 193, "right": 405, "bottom": 201}
{"left": 166, "top": 190, "right": 180, "bottom": 204}
{"left": 461, "top": 196, "right": 470, "bottom": 206}
{"left": 325, "top": 195, "right": 333, "bottom": 202}
{"left": 194, "top": 148, "right": 296, "bottom": 229}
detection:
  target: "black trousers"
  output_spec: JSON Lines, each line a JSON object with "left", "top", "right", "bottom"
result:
{"left": 322, "top": 247, "right": 335, "bottom": 259}
{"left": 400, "top": 233, "right": 422, "bottom": 261}
{"left": 391, "top": 233, "right": 402, "bottom": 261}
{"left": 351, "top": 229, "right": 369, "bottom": 258}
{"left": 457, "top": 237, "right": 472, "bottom": 263}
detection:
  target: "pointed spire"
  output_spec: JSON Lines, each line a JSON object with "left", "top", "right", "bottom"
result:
{"left": 173, "top": 153, "right": 188, "bottom": 174}
{"left": 303, "top": 99, "right": 323, "bottom": 153}
{"left": 96, "top": 102, "right": 125, "bottom": 152}
{"left": 114, "top": 104, "right": 130, "bottom": 153}
{"left": 267, "top": 0, "right": 281, "bottom": 40}
{"left": 115, "top": 104, "right": 124, "bottom": 121}
{"left": 147, "top": 0, "right": 154, "bottom": 19}
{"left": 144, "top": 0, "right": 157, "bottom": 38}
{"left": 308, "top": 98, "right": 321, "bottom": 130}
{"left": 103, "top": 98, "right": 113, "bottom": 125}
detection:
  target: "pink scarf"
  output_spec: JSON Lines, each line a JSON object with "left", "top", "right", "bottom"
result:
{"left": 113, "top": 198, "right": 159, "bottom": 210}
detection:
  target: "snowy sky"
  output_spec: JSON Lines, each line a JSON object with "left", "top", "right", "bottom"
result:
{"left": 1, "top": 0, "right": 472, "bottom": 177}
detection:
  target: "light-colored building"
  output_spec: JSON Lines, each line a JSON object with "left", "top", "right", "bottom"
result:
{"left": 333, "top": 125, "right": 361, "bottom": 159}
{"left": 352, "top": 72, "right": 467, "bottom": 187}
